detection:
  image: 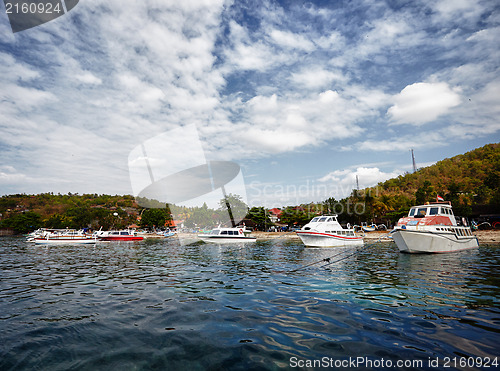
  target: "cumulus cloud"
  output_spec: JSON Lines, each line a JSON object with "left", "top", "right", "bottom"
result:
{"left": 75, "top": 72, "right": 102, "bottom": 85}
{"left": 319, "top": 167, "right": 400, "bottom": 189}
{"left": 387, "top": 82, "right": 461, "bottom": 125}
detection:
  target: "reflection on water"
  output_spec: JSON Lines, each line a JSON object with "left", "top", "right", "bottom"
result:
{"left": 1, "top": 237, "right": 499, "bottom": 370}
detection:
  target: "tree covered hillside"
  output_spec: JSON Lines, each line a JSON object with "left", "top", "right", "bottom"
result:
{"left": 361, "top": 143, "right": 499, "bottom": 221}
{"left": 283, "top": 143, "right": 499, "bottom": 227}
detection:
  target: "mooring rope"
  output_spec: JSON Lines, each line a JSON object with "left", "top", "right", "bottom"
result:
{"left": 289, "top": 232, "right": 393, "bottom": 273}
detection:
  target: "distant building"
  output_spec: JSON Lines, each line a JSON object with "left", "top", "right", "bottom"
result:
{"left": 268, "top": 208, "right": 282, "bottom": 223}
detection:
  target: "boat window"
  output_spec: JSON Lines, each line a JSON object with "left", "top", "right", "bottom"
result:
{"left": 120, "top": 231, "right": 129, "bottom": 235}
{"left": 319, "top": 217, "right": 327, "bottom": 222}
{"left": 417, "top": 208, "right": 427, "bottom": 216}
{"left": 311, "top": 217, "right": 320, "bottom": 222}
{"left": 409, "top": 208, "right": 416, "bottom": 216}
{"left": 429, "top": 207, "right": 439, "bottom": 215}
{"left": 326, "top": 217, "right": 332, "bottom": 222}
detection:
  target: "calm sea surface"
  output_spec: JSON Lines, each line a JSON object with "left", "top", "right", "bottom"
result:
{"left": 1, "top": 236, "right": 499, "bottom": 370}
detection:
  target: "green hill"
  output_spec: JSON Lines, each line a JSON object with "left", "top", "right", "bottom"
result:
{"left": 353, "top": 143, "right": 499, "bottom": 222}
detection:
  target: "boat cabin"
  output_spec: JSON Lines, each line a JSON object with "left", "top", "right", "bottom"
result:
{"left": 309, "top": 216, "right": 339, "bottom": 223}
{"left": 207, "top": 228, "right": 246, "bottom": 236}
{"left": 108, "top": 230, "right": 135, "bottom": 236}
{"left": 407, "top": 204, "right": 454, "bottom": 218}
{"left": 398, "top": 203, "right": 458, "bottom": 227}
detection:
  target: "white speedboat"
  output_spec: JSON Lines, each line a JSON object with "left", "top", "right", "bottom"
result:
{"left": 198, "top": 226, "right": 256, "bottom": 243}
{"left": 33, "top": 229, "right": 97, "bottom": 244}
{"left": 392, "top": 202, "right": 478, "bottom": 253}
{"left": 295, "top": 215, "right": 363, "bottom": 247}
{"left": 96, "top": 229, "right": 144, "bottom": 241}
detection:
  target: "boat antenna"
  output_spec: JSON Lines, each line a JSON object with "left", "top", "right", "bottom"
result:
{"left": 221, "top": 185, "right": 236, "bottom": 227}
{"left": 356, "top": 175, "right": 359, "bottom": 191}
{"left": 411, "top": 149, "right": 417, "bottom": 173}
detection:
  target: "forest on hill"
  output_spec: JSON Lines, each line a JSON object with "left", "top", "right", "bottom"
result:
{"left": 311, "top": 143, "right": 499, "bottom": 226}
{"left": 0, "top": 143, "right": 498, "bottom": 234}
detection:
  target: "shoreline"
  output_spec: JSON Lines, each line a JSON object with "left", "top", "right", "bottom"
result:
{"left": 249, "top": 230, "right": 500, "bottom": 243}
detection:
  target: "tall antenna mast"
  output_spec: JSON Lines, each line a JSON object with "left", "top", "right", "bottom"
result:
{"left": 411, "top": 149, "right": 417, "bottom": 173}
{"left": 356, "top": 175, "right": 359, "bottom": 190}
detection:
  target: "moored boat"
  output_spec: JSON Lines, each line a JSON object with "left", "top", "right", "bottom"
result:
{"left": 33, "top": 229, "right": 97, "bottom": 244}
{"left": 198, "top": 226, "right": 256, "bottom": 243}
{"left": 392, "top": 202, "right": 478, "bottom": 253}
{"left": 361, "top": 223, "right": 377, "bottom": 232}
{"left": 97, "top": 229, "right": 144, "bottom": 241}
{"left": 295, "top": 215, "right": 363, "bottom": 247}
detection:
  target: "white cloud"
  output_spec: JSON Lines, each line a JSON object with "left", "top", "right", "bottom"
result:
{"left": 387, "top": 82, "right": 461, "bottom": 125}
{"left": 75, "top": 72, "right": 102, "bottom": 85}
{"left": 432, "top": 0, "right": 484, "bottom": 22}
{"left": 269, "top": 29, "right": 315, "bottom": 52}
{"left": 290, "top": 67, "right": 346, "bottom": 90}
{"left": 319, "top": 167, "right": 400, "bottom": 189}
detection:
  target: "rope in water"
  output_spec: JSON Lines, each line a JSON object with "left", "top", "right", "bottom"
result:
{"left": 289, "top": 231, "right": 393, "bottom": 273}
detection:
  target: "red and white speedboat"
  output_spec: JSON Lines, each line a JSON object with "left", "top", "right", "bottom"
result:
{"left": 97, "top": 230, "right": 144, "bottom": 241}
{"left": 296, "top": 215, "right": 363, "bottom": 247}
{"left": 392, "top": 202, "right": 478, "bottom": 253}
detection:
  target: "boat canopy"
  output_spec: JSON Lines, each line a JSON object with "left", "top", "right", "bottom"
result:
{"left": 310, "top": 215, "right": 338, "bottom": 223}
{"left": 408, "top": 204, "right": 454, "bottom": 218}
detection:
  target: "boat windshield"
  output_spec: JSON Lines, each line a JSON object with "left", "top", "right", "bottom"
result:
{"left": 318, "top": 217, "right": 327, "bottom": 222}
{"left": 210, "top": 229, "right": 220, "bottom": 235}
{"left": 429, "top": 207, "right": 439, "bottom": 215}
{"left": 311, "top": 217, "right": 320, "bottom": 222}
{"left": 417, "top": 208, "right": 427, "bottom": 216}
{"left": 409, "top": 208, "right": 416, "bottom": 216}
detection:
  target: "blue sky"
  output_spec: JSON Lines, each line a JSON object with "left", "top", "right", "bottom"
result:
{"left": 0, "top": 0, "right": 499, "bottom": 208}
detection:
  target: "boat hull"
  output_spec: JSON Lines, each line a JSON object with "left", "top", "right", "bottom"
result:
{"left": 99, "top": 236, "right": 144, "bottom": 241}
{"left": 392, "top": 229, "right": 478, "bottom": 253}
{"left": 34, "top": 237, "right": 97, "bottom": 244}
{"left": 296, "top": 231, "right": 363, "bottom": 247}
{"left": 198, "top": 235, "right": 256, "bottom": 243}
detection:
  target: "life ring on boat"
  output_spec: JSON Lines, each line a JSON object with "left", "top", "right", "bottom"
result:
{"left": 239, "top": 229, "right": 243, "bottom": 234}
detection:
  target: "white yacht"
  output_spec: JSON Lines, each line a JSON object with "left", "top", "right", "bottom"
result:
{"left": 392, "top": 202, "right": 478, "bottom": 253}
{"left": 198, "top": 226, "right": 256, "bottom": 243}
{"left": 295, "top": 215, "right": 363, "bottom": 247}
{"left": 32, "top": 229, "right": 97, "bottom": 244}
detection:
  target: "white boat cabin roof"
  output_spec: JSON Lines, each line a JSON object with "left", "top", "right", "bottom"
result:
{"left": 407, "top": 203, "right": 454, "bottom": 217}
{"left": 108, "top": 230, "right": 134, "bottom": 235}
{"left": 309, "top": 215, "right": 339, "bottom": 223}
{"left": 208, "top": 226, "right": 248, "bottom": 235}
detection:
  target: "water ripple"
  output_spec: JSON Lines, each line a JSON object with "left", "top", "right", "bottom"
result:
{"left": 1, "top": 237, "right": 499, "bottom": 370}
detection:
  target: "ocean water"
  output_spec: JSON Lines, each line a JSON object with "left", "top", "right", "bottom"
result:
{"left": 0, "top": 236, "right": 499, "bottom": 370}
